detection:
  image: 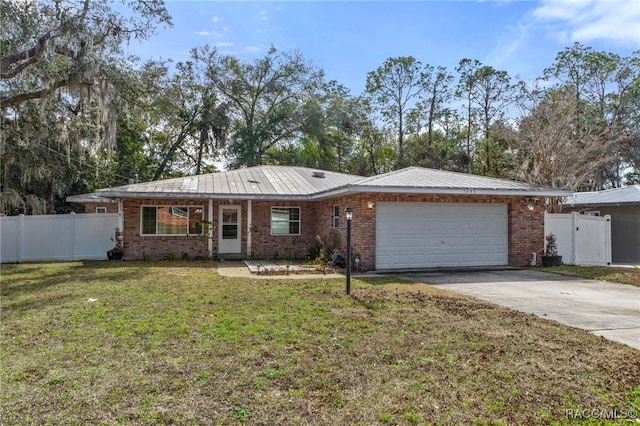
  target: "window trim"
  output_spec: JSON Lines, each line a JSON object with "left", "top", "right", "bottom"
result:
{"left": 332, "top": 205, "right": 340, "bottom": 228}
{"left": 96, "top": 207, "right": 107, "bottom": 214}
{"left": 270, "top": 206, "right": 301, "bottom": 236}
{"left": 140, "top": 205, "right": 204, "bottom": 236}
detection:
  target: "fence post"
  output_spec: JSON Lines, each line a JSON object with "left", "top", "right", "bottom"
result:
{"left": 604, "top": 215, "right": 612, "bottom": 265}
{"left": 572, "top": 212, "right": 579, "bottom": 264}
{"left": 69, "top": 212, "right": 76, "bottom": 260}
{"left": 17, "top": 214, "right": 24, "bottom": 262}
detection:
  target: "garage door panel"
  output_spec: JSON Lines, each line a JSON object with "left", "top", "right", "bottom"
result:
{"left": 376, "top": 202, "right": 507, "bottom": 269}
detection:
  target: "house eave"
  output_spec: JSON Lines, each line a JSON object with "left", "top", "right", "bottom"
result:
{"left": 97, "top": 186, "right": 571, "bottom": 201}
{"left": 95, "top": 191, "right": 315, "bottom": 201}
{"left": 313, "top": 185, "right": 571, "bottom": 198}
{"left": 565, "top": 202, "right": 640, "bottom": 209}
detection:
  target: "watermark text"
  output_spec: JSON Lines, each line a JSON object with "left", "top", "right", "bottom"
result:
{"left": 565, "top": 408, "right": 637, "bottom": 420}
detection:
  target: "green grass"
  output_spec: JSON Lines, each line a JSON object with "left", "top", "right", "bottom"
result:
{"left": 535, "top": 265, "right": 640, "bottom": 287}
{"left": 2, "top": 261, "right": 639, "bottom": 425}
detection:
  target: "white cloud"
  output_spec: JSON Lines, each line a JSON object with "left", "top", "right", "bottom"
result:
{"left": 259, "top": 10, "right": 268, "bottom": 21}
{"left": 194, "top": 30, "right": 224, "bottom": 38}
{"left": 211, "top": 16, "right": 222, "bottom": 23}
{"left": 533, "top": 0, "right": 640, "bottom": 46}
{"left": 215, "top": 42, "right": 234, "bottom": 48}
{"left": 243, "top": 45, "right": 263, "bottom": 53}
{"left": 486, "top": 19, "right": 533, "bottom": 67}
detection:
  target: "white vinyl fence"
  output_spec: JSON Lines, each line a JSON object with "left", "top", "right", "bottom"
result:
{"left": 1, "top": 213, "right": 119, "bottom": 263}
{"left": 544, "top": 212, "right": 612, "bottom": 266}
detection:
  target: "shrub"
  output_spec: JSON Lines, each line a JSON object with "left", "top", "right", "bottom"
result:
{"left": 308, "top": 230, "right": 343, "bottom": 263}
{"left": 544, "top": 233, "right": 558, "bottom": 257}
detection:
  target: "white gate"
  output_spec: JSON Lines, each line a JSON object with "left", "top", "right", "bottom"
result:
{"left": 0, "top": 213, "right": 119, "bottom": 263}
{"left": 544, "top": 212, "right": 612, "bottom": 266}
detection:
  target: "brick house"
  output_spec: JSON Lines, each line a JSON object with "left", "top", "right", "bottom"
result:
{"left": 93, "top": 165, "right": 570, "bottom": 270}
{"left": 67, "top": 193, "right": 119, "bottom": 214}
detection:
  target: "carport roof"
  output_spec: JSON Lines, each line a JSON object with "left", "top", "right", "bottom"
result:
{"left": 94, "top": 165, "right": 571, "bottom": 200}
{"left": 565, "top": 185, "right": 640, "bottom": 207}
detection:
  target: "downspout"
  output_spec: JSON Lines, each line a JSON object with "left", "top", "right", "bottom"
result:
{"left": 117, "top": 199, "right": 123, "bottom": 231}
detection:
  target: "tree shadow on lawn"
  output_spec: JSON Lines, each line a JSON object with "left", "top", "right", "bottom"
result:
{"left": 352, "top": 276, "right": 412, "bottom": 286}
{"left": 1, "top": 259, "right": 220, "bottom": 301}
{"left": 1, "top": 261, "right": 149, "bottom": 299}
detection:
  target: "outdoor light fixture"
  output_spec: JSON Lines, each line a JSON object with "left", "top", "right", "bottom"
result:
{"left": 344, "top": 206, "right": 353, "bottom": 295}
{"left": 367, "top": 201, "right": 375, "bottom": 209}
{"left": 525, "top": 197, "right": 538, "bottom": 211}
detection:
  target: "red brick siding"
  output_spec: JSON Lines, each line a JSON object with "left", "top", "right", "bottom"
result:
{"left": 122, "top": 199, "right": 209, "bottom": 260}
{"left": 84, "top": 202, "right": 118, "bottom": 214}
{"left": 120, "top": 194, "right": 544, "bottom": 267}
{"left": 313, "top": 193, "right": 543, "bottom": 270}
{"left": 249, "top": 201, "right": 318, "bottom": 260}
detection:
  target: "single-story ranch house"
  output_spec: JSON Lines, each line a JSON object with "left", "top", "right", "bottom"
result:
{"left": 563, "top": 185, "right": 640, "bottom": 265}
{"left": 90, "top": 165, "right": 570, "bottom": 270}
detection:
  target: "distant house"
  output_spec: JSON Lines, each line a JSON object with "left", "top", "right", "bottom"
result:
{"left": 81, "top": 165, "right": 569, "bottom": 270}
{"left": 563, "top": 185, "right": 640, "bottom": 264}
{"left": 67, "top": 193, "right": 118, "bottom": 214}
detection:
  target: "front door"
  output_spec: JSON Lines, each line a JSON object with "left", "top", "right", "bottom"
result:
{"left": 218, "top": 205, "right": 241, "bottom": 254}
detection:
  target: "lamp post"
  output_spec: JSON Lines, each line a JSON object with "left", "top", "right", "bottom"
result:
{"left": 344, "top": 206, "right": 353, "bottom": 295}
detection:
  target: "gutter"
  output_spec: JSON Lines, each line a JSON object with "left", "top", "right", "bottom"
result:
{"left": 97, "top": 185, "right": 571, "bottom": 201}
{"left": 312, "top": 185, "right": 571, "bottom": 199}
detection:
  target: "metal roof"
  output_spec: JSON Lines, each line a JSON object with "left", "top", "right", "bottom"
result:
{"left": 565, "top": 185, "right": 640, "bottom": 207}
{"left": 66, "top": 193, "right": 116, "bottom": 203}
{"left": 96, "top": 166, "right": 362, "bottom": 200}
{"left": 95, "top": 165, "right": 571, "bottom": 200}
{"left": 343, "top": 167, "right": 571, "bottom": 197}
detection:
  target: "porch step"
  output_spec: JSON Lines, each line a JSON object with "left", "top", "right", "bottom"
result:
{"left": 218, "top": 254, "right": 244, "bottom": 261}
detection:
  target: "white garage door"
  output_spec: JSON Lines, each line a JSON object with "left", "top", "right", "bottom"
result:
{"left": 376, "top": 202, "right": 508, "bottom": 269}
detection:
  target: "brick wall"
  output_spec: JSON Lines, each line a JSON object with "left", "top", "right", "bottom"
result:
{"left": 84, "top": 202, "right": 118, "bottom": 214}
{"left": 122, "top": 199, "right": 209, "bottom": 260}
{"left": 313, "top": 193, "right": 543, "bottom": 269}
{"left": 121, "top": 194, "right": 544, "bottom": 267}
{"left": 249, "top": 201, "right": 317, "bottom": 260}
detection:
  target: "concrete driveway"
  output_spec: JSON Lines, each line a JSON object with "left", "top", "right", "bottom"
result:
{"left": 401, "top": 269, "right": 640, "bottom": 351}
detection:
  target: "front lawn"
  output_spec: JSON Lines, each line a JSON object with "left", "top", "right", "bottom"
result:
{"left": 536, "top": 265, "right": 640, "bottom": 287}
{"left": 2, "top": 261, "right": 639, "bottom": 425}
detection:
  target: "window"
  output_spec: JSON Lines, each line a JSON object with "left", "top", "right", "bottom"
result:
{"left": 96, "top": 207, "right": 107, "bottom": 214}
{"left": 141, "top": 206, "right": 203, "bottom": 235}
{"left": 332, "top": 205, "right": 340, "bottom": 228}
{"left": 271, "top": 207, "right": 300, "bottom": 235}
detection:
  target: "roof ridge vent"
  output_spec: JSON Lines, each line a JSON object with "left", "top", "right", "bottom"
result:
{"left": 312, "top": 171, "right": 325, "bottom": 178}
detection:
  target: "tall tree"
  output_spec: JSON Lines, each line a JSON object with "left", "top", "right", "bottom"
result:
{"left": 470, "top": 66, "right": 518, "bottom": 175}
{"left": 148, "top": 54, "right": 229, "bottom": 180}
{"left": 1, "top": 0, "right": 171, "bottom": 213}
{"left": 366, "top": 56, "right": 424, "bottom": 168}
{"left": 543, "top": 44, "right": 640, "bottom": 187}
{"left": 511, "top": 88, "right": 612, "bottom": 210}
{"left": 283, "top": 81, "right": 369, "bottom": 172}
{"left": 455, "top": 58, "right": 482, "bottom": 169}
{"left": 203, "top": 46, "right": 323, "bottom": 168}
{"left": 407, "top": 65, "right": 454, "bottom": 147}
{"left": 350, "top": 125, "right": 396, "bottom": 176}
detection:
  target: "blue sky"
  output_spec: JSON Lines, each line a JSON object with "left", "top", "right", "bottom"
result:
{"left": 127, "top": 0, "right": 640, "bottom": 95}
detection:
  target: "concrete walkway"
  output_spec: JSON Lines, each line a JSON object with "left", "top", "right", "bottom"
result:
{"left": 401, "top": 269, "right": 640, "bottom": 351}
